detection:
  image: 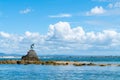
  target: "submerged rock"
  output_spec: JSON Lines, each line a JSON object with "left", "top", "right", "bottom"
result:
{"left": 21, "top": 50, "right": 40, "bottom": 61}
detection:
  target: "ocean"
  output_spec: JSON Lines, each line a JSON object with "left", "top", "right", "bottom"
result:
{"left": 0, "top": 55, "right": 120, "bottom": 80}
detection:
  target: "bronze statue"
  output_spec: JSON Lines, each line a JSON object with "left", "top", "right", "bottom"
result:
{"left": 30, "top": 43, "right": 34, "bottom": 50}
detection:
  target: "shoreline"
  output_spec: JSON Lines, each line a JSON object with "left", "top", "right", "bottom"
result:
{"left": 0, "top": 60, "right": 120, "bottom": 66}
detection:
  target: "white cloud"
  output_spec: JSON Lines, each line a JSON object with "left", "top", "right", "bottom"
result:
{"left": 108, "top": 2, "right": 120, "bottom": 8}
{"left": 0, "top": 32, "right": 11, "bottom": 38}
{"left": 49, "top": 13, "right": 72, "bottom": 18}
{"left": 47, "top": 22, "right": 120, "bottom": 44}
{"left": 20, "top": 8, "right": 31, "bottom": 14}
{"left": 0, "top": 21, "right": 120, "bottom": 54}
{"left": 25, "top": 31, "right": 40, "bottom": 38}
{"left": 86, "top": 6, "right": 106, "bottom": 16}
{"left": 47, "top": 22, "right": 85, "bottom": 41}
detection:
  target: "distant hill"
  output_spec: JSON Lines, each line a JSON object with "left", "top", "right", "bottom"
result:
{"left": 0, "top": 53, "right": 6, "bottom": 56}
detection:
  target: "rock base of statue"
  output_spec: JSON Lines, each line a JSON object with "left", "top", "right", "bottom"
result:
{"left": 21, "top": 50, "right": 40, "bottom": 61}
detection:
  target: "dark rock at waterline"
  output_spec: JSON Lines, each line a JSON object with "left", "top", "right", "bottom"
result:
{"left": 0, "top": 60, "right": 119, "bottom": 67}
{"left": 21, "top": 50, "right": 40, "bottom": 61}
{"left": 73, "top": 63, "right": 86, "bottom": 66}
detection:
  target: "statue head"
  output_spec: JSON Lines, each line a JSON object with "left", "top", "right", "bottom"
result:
{"left": 30, "top": 43, "right": 34, "bottom": 50}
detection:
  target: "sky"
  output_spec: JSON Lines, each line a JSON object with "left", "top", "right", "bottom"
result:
{"left": 0, "top": 0, "right": 120, "bottom": 55}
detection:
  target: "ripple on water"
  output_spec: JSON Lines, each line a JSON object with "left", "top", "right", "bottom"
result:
{"left": 0, "top": 65, "right": 120, "bottom": 80}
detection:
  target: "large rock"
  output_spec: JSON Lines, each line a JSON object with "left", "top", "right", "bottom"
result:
{"left": 21, "top": 50, "right": 40, "bottom": 61}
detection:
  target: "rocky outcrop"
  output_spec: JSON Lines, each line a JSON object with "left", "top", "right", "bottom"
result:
{"left": 21, "top": 50, "right": 39, "bottom": 61}
{"left": 0, "top": 60, "right": 119, "bottom": 66}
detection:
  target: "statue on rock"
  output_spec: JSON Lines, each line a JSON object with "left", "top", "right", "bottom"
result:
{"left": 21, "top": 44, "right": 40, "bottom": 61}
{"left": 30, "top": 43, "right": 34, "bottom": 50}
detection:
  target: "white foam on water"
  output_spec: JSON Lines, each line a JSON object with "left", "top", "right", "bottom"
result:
{"left": 0, "top": 56, "right": 21, "bottom": 58}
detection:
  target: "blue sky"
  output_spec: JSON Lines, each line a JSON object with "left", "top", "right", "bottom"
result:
{"left": 0, "top": 0, "right": 120, "bottom": 55}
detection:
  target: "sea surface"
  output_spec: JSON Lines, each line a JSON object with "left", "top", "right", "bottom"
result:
{"left": 0, "top": 55, "right": 120, "bottom": 80}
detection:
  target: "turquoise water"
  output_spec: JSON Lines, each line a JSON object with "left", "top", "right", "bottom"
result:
{"left": 0, "top": 64, "right": 120, "bottom": 80}
{"left": 0, "top": 56, "right": 120, "bottom": 80}
{"left": 40, "top": 55, "right": 120, "bottom": 62}
{"left": 1, "top": 55, "right": 120, "bottom": 63}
